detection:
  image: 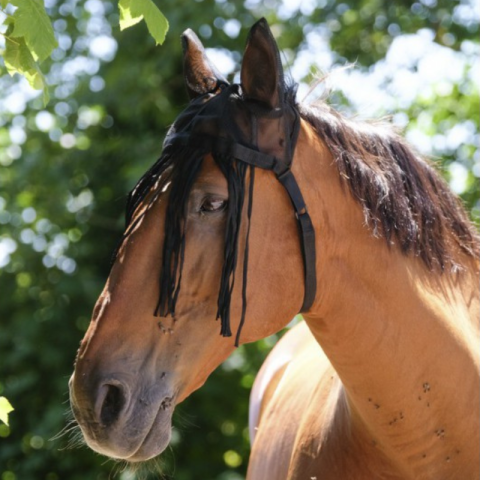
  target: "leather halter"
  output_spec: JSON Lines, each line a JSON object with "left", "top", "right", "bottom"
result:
{"left": 167, "top": 84, "right": 317, "bottom": 315}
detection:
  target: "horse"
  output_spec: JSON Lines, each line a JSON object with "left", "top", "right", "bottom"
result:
{"left": 69, "top": 18, "right": 480, "bottom": 479}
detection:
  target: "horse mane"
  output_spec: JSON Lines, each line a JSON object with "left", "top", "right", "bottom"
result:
{"left": 297, "top": 96, "right": 480, "bottom": 271}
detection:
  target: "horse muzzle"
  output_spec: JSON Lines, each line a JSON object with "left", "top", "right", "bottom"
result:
{"left": 69, "top": 371, "right": 174, "bottom": 462}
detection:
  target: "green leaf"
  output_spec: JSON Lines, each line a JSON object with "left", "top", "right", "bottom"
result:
{"left": 4, "top": 32, "right": 49, "bottom": 103}
{"left": 119, "top": 0, "right": 169, "bottom": 45}
{"left": 118, "top": 0, "right": 143, "bottom": 29}
{"left": 0, "top": 0, "right": 9, "bottom": 8}
{"left": 10, "top": 0, "right": 57, "bottom": 62}
{"left": 0, "top": 397, "right": 14, "bottom": 426}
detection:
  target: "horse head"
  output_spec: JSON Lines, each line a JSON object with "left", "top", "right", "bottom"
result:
{"left": 69, "top": 19, "right": 309, "bottom": 462}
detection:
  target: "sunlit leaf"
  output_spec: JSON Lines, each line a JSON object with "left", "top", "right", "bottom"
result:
{"left": 9, "top": 0, "right": 57, "bottom": 62}
{"left": 119, "top": 0, "right": 169, "bottom": 45}
{"left": 0, "top": 397, "right": 13, "bottom": 426}
{"left": 4, "top": 30, "right": 49, "bottom": 103}
{"left": 118, "top": 0, "right": 143, "bottom": 29}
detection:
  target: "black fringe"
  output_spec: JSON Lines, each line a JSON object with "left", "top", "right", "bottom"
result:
{"left": 155, "top": 147, "right": 204, "bottom": 317}
{"left": 115, "top": 83, "right": 300, "bottom": 343}
{"left": 212, "top": 156, "right": 249, "bottom": 337}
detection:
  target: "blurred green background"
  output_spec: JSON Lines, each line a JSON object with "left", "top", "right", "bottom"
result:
{"left": 0, "top": 0, "right": 478, "bottom": 479}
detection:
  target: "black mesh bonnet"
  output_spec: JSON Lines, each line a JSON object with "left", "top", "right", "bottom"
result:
{"left": 121, "top": 19, "right": 316, "bottom": 346}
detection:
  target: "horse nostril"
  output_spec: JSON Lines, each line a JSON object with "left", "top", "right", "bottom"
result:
{"left": 98, "top": 384, "right": 125, "bottom": 427}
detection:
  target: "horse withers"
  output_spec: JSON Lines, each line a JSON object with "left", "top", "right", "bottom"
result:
{"left": 69, "top": 19, "right": 480, "bottom": 479}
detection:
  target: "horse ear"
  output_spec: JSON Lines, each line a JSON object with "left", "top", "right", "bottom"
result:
{"left": 241, "top": 18, "right": 284, "bottom": 110}
{"left": 182, "top": 29, "right": 228, "bottom": 99}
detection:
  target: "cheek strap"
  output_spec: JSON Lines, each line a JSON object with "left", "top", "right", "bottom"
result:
{"left": 181, "top": 130, "right": 317, "bottom": 315}
{"left": 215, "top": 139, "right": 317, "bottom": 314}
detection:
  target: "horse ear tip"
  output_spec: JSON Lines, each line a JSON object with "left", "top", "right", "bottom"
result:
{"left": 181, "top": 29, "right": 199, "bottom": 51}
{"left": 248, "top": 18, "right": 274, "bottom": 42}
{"left": 253, "top": 17, "right": 270, "bottom": 31}
{"left": 182, "top": 28, "right": 195, "bottom": 38}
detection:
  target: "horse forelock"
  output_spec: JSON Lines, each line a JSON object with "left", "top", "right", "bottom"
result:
{"left": 116, "top": 82, "right": 300, "bottom": 342}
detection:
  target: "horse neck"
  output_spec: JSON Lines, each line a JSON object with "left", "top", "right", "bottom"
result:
{"left": 294, "top": 120, "right": 480, "bottom": 472}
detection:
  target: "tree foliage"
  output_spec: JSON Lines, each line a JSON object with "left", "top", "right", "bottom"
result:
{"left": 0, "top": 0, "right": 168, "bottom": 103}
{"left": 0, "top": 1, "right": 478, "bottom": 479}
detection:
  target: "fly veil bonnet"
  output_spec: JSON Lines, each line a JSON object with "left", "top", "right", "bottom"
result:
{"left": 124, "top": 19, "right": 316, "bottom": 346}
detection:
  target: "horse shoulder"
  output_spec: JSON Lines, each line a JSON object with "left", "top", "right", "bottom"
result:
{"left": 247, "top": 323, "right": 402, "bottom": 480}
{"left": 247, "top": 321, "right": 333, "bottom": 479}
{"left": 249, "top": 321, "right": 314, "bottom": 443}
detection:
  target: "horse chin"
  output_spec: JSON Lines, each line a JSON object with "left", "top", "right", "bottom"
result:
{"left": 76, "top": 398, "right": 174, "bottom": 462}
{"left": 124, "top": 407, "right": 173, "bottom": 462}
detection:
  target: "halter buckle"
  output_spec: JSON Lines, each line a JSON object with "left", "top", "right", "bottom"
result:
{"left": 273, "top": 159, "right": 290, "bottom": 178}
{"left": 295, "top": 207, "right": 308, "bottom": 219}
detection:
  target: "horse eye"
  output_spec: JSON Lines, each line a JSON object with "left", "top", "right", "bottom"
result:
{"left": 200, "top": 197, "right": 227, "bottom": 213}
